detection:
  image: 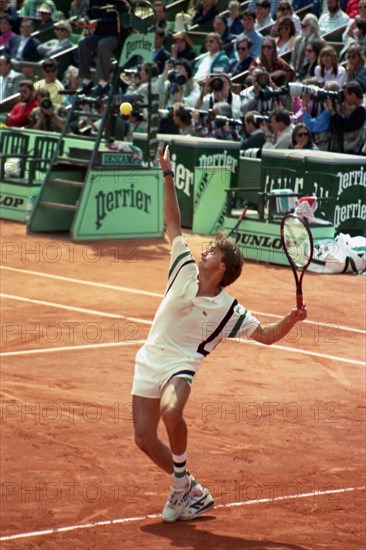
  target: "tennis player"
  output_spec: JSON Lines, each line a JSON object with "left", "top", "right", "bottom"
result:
{"left": 131, "top": 145, "right": 307, "bottom": 522}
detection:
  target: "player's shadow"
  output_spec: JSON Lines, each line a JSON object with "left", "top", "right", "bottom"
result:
{"left": 141, "top": 519, "right": 309, "bottom": 550}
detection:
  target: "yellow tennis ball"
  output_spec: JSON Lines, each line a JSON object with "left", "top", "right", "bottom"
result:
{"left": 120, "top": 102, "right": 132, "bottom": 116}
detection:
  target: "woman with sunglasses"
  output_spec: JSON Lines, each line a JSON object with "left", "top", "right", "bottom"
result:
{"left": 275, "top": 2, "right": 301, "bottom": 35}
{"left": 298, "top": 38, "right": 326, "bottom": 81}
{"left": 314, "top": 46, "right": 347, "bottom": 87}
{"left": 290, "top": 122, "right": 318, "bottom": 149}
{"left": 229, "top": 37, "right": 254, "bottom": 76}
{"left": 274, "top": 16, "right": 296, "bottom": 56}
{"left": 345, "top": 44, "right": 366, "bottom": 91}
{"left": 249, "top": 37, "right": 295, "bottom": 87}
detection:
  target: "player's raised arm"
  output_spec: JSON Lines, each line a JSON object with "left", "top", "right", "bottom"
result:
{"left": 158, "top": 146, "right": 182, "bottom": 243}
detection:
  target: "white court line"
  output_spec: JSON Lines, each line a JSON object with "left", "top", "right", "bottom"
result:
{"left": 0, "top": 294, "right": 152, "bottom": 325}
{"left": 0, "top": 485, "right": 364, "bottom": 542}
{"left": 1, "top": 336, "right": 364, "bottom": 366}
{"left": 1, "top": 265, "right": 365, "bottom": 335}
{"left": 0, "top": 340, "right": 143, "bottom": 356}
{"left": 0, "top": 294, "right": 363, "bottom": 365}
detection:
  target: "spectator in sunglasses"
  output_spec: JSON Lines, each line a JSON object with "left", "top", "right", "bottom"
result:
{"left": 291, "top": 14, "right": 320, "bottom": 74}
{"left": 274, "top": 16, "right": 296, "bottom": 56}
{"left": 249, "top": 37, "right": 295, "bottom": 86}
{"left": 229, "top": 37, "right": 254, "bottom": 76}
{"left": 273, "top": 2, "right": 301, "bottom": 34}
{"left": 5, "top": 19, "right": 40, "bottom": 68}
{"left": 37, "top": 20, "right": 73, "bottom": 58}
{"left": 290, "top": 123, "right": 318, "bottom": 149}
{"left": 33, "top": 59, "right": 65, "bottom": 105}
{"left": 298, "top": 38, "right": 326, "bottom": 81}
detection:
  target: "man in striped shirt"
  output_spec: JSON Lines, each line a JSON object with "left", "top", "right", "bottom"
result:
{"left": 131, "top": 145, "right": 307, "bottom": 523}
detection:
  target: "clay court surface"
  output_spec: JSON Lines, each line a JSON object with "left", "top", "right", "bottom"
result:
{"left": 0, "top": 219, "right": 365, "bottom": 549}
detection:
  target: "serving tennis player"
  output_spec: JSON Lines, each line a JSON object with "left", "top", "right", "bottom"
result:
{"left": 131, "top": 145, "right": 307, "bottom": 522}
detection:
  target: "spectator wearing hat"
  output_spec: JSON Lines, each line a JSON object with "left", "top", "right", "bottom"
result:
{"left": 5, "top": 19, "right": 41, "bottom": 67}
{"left": 5, "top": 80, "right": 39, "bottom": 127}
{"left": 170, "top": 32, "right": 196, "bottom": 63}
{"left": 0, "top": 54, "right": 23, "bottom": 101}
{"left": 33, "top": 58, "right": 65, "bottom": 105}
{"left": 38, "top": 3, "right": 56, "bottom": 30}
{"left": 20, "top": 0, "right": 57, "bottom": 18}
{"left": 156, "top": 58, "right": 200, "bottom": 110}
{"left": 255, "top": 0, "right": 273, "bottom": 31}
{"left": 37, "top": 21, "right": 73, "bottom": 58}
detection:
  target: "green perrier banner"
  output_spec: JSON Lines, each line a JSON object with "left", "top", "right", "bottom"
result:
{"left": 71, "top": 169, "right": 164, "bottom": 240}
{"left": 192, "top": 168, "right": 231, "bottom": 235}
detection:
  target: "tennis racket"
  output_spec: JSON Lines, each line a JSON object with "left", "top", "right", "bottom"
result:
{"left": 280, "top": 214, "right": 314, "bottom": 309}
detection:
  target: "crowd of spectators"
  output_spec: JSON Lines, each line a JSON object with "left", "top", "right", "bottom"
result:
{"left": 0, "top": 0, "right": 365, "bottom": 154}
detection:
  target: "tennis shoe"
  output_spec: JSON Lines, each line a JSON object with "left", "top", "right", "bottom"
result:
{"left": 179, "top": 484, "right": 215, "bottom": 521}
{"left": 161, "top": 476, "right": 193, "bottom": 523}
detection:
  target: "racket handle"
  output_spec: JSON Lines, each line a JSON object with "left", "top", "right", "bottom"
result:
{"left": 296, "top": 293, "right": 303, "bottom": 309}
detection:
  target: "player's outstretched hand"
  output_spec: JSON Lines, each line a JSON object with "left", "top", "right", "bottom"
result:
{"left": 158, "top": 145, "right": 172, "bottom": 172}
{"left": 290, "top": 305, "right": 307, "bottom": 322}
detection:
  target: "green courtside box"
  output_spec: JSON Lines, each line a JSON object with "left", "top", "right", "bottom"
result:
{"left": 260, "top": 149, "right": 366, "bottom": 236}
{"left": 133, "top": 134, "right": 241, "bottom": 228}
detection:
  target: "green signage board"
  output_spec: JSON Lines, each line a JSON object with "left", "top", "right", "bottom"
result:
{"left": 119, "top": 32, "right": 154, "bottom": 68}
{"left": 0, "top": 183, "right": 40, "bottom": 222}
{"left": 260, "top": 150, "right": 366, "bottom": 236}
{"left": 133, "top": 134, "right": 241, "bottom": 228}
{"left": 192, "top": 168, "right": 231, "bottom": 235}
{"left": 223, "top": 215, "right": 335, "bottom": 265}
{"left": 71, "top": 169, "right": 164, "bottom": 240}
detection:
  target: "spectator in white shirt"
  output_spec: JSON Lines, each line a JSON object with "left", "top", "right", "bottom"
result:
{"left": 314, "top": 45, "right": 347, "bottom": 87}
{"left": 0, "top": 54, "right": 23, "bottom": 101}
{"left": 319, "top": 0, "right": 350, "bottom": 35}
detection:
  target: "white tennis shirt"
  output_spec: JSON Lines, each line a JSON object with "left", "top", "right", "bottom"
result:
{"left": 136, "top": 236, "right": 260, "bottom": 373}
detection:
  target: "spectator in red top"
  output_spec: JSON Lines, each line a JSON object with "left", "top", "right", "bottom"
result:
{"left": 5, "top": 80, "right": 39, "bottom": 127}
